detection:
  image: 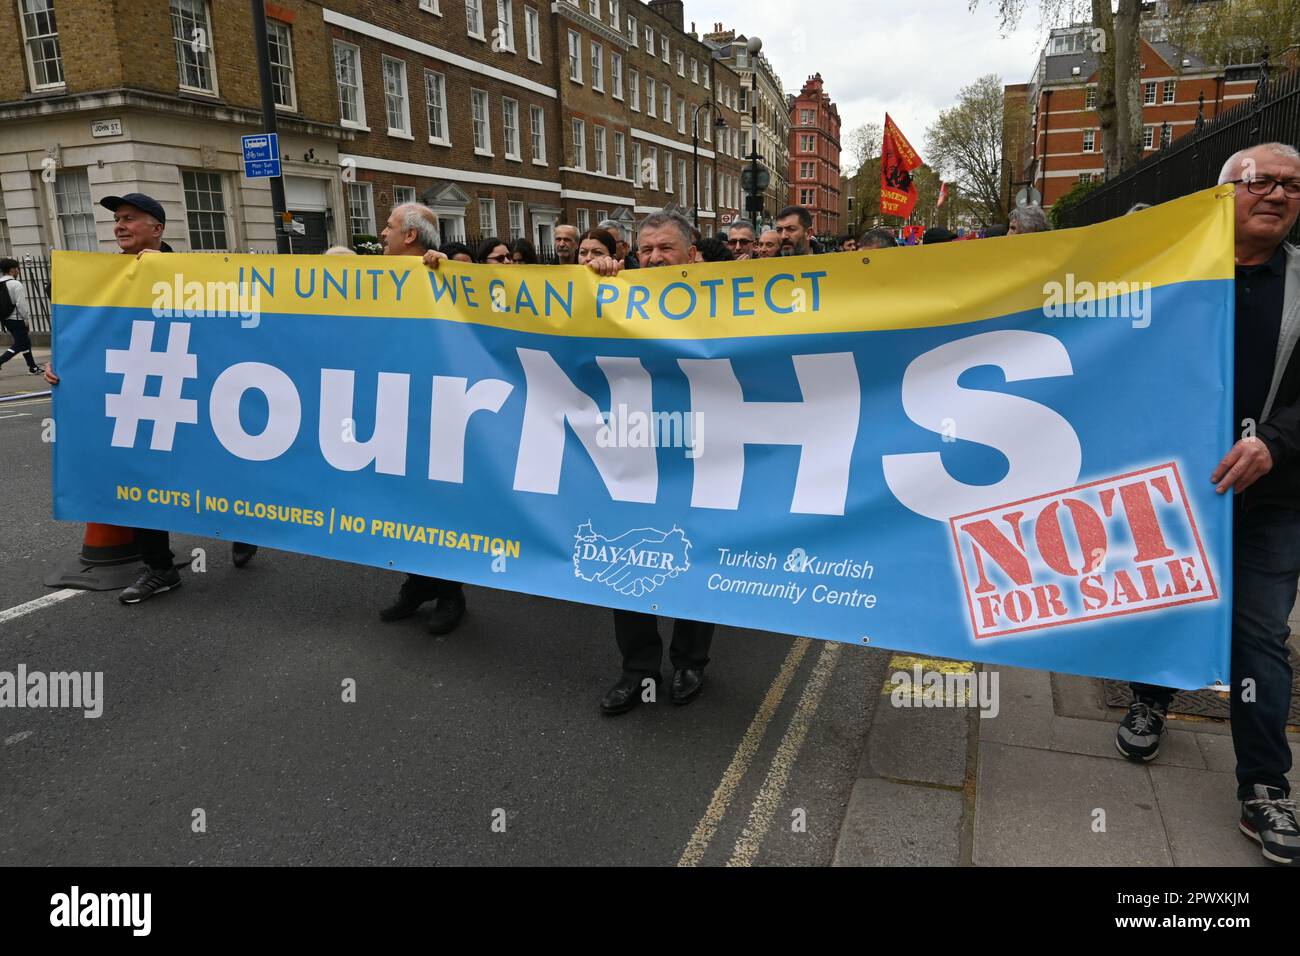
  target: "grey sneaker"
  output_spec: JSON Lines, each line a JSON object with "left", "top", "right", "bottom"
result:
{"left": 119, "top": 567, "right": 182, "bottom": 604}
{"left": 1240, "top": 785, "right": 1300, "bottom": 866}
{"left": 1115, "top": 697, "right": 1167, "bottom": 761}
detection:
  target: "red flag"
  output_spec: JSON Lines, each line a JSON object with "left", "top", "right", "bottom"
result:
{"left": 936, "top": 182, "right": 949, "bottom": 209}
{"left": 881, "top": 114, "right": 923, "bottom": 218}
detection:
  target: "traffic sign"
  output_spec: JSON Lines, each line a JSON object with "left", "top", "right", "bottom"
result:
{"left": 741, "top": 165, "right": 770, "bottom": 194}
{"left": 1015, "top": 186, "right": 1042, "bottom": 208}
{"left": 242, "top": 133, "right": 281, "bottom": 179}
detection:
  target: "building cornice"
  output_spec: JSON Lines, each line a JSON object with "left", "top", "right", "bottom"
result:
{"left": 550, "top": 1, "right": 631, "bottom": 51}
{"left": 0, "top": 87, "right": 352, "bottom": 141}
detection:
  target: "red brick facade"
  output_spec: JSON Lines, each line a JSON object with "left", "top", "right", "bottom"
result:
{"left": 786, "top": 73, "right": 840, "bottom": 237}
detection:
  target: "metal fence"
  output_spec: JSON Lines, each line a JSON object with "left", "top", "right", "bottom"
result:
{"left": 1060, "top": 65, "right": 1300, "bottom": 229}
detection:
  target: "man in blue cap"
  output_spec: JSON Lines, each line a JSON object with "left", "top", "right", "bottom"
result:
{"left": 46, "top": 192, "right": 258, "bottom": 603}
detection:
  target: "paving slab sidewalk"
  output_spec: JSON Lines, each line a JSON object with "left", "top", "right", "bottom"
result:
{"left": 834, "top": 651, "right": 1300, "bottom": 867}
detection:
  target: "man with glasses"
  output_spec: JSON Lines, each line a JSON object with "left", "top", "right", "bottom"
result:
{"left": 1114, "top": 143, "right": 1300, "bottom": 866}
{"left": 724, "top": 219, "right": 757, "bottom": 260}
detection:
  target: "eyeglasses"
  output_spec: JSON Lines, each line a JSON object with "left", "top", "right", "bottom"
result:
{"left": 1233, "top": 176, "right": 1300, "bottom": 199}
{"left": 485, "top": 254, "right": 512, "bottom": 263}
{"left": 725, "top": 238, "right": 754, "bottom": 246}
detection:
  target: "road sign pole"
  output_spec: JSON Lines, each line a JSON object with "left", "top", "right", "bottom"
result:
{"left": 251, "top": 0, "right": 290, "bottom": 254}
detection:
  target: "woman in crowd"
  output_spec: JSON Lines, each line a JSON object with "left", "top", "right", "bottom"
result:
{"left": 1007, "top": 206, "right": 1051, "bottom": 235}
{"left": 575, "top": 228, "right": 617, "bottom": 265}
{"left": 476, "top": 237, "right": 513, "bottom": 264}
{"left": 510, "top": 238, "right": 539, "bottom": 264}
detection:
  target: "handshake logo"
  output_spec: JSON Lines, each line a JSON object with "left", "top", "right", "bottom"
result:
{"left": 573, "top": 521, "right": 691, "bottom": 596}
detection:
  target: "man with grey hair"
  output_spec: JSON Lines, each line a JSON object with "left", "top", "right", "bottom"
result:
{"left": 1007, "top": 205, "right": 1050, "bottom": 235}
{"left": 583, "top": 209, "right": 718, "bottom": 714}
{"left": 597, "top": 218, "right": 637, "bottom": 268}
{"left": 380, "top": 203, "right": 441, "bottom": 256}
{"left": 376, "top": 203, "right": 468, "bottom": 636}
{"left": 554, "top": 223, "right": 579, "bottom": 264}
{"left": 724, "top": 218, "right": 757, "bottom": 260}
{"left": 1116, "top": 141, "right": 1300, "bottom": 866}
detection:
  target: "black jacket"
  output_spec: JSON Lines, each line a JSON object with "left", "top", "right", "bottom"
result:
{"left": 1249, "top": 242, "right": 1300, "bottom": 510}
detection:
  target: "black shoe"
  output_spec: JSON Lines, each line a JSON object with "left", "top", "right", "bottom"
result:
{"left": 29, "top": 364, "right": 44, "bottom": 375}
{"left": 670, "top": 667, "right": 705, "bottom": 705}
{"left": 1240, "top": 785, "right": 1300, "bottom": 865}
{"left": 119, "top": 567, "right": 182, "bottom": 604}
{"left": 231, "top": 542, "right": 258, "bottom": 568}
{"left": 379, "top": 587, "right": 430, "bottom": 622}
{"left": 426, "top": 591, "right": 466, "bottom": 635}
{"left": 600, "top": 676, "right": 659, "bottom": 716}
{"left": 1115, "top": 697, "right": 1167, "bottom": 761}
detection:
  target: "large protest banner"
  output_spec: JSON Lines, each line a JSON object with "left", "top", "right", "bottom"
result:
{"left": 51, "top": 186, "right": 1234, "bottom": 688}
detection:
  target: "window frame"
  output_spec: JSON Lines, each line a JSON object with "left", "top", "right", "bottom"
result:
{"left": 182, "top": 169, "right": 231, "bottom": 251}
{"left": 571, "top": 118, "right": 586, "bottom": 169}
{"left": 495, "top": 0, "right": 515, "bottom": 52}
{"left": 347, "top": 181, "right": 375, "bottom": 240}
{"left": 170, "top": 0, "right": 219, "bottom": 95}
{"left": 53, "top": 167, "right": 96, "bottom": 251}
{"left": 425, "top": 70, "right": 450, "bottom": 146}
{"left": 591, "top": 40, "right": 603, "bottom": 92}
{"left": 466, "top": 0, "right": 486, "bottom": 40}
{"left": 568, "top": 30, "right": 583, "bottom": 82}
{"left": 382, "top": 55, "right": 412, "bottom": 138}
{"left": 471, "top": 88, "right": 493, "bottom": 155}
{"left": 267, "top": 19, "right": 297, "bottom": 112}
{"left": 524, "top": 5, "right": 541, "bottom": 62}
{"left": 334, "top": 40, "right": 367, "bottom": 130}
{"left": 611, "top": 52, "right": 623, "bottom": 100}
{"left": 502, "top": 96, "right": 521, "bottom": 161}
{"left": 530, "top": 103, "right": 547, "bottom": 164}
{"left": 19, "top": 0, "right": 66, "bottom": 91}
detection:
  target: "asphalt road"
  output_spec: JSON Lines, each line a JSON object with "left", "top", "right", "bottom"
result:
{"left": 0, "top": 396, "right": 888, "bottom": 866}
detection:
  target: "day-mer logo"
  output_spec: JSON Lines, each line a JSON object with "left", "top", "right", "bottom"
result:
{"left": 573, "top": 522, "right": 691, "bottom": 596}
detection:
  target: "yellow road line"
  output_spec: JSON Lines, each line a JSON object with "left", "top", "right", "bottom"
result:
{"left": 677, "top": 637, "right": 811, "bottom": 867}
{"left": 727, "top": 641, "right": 843, "bottom": 867}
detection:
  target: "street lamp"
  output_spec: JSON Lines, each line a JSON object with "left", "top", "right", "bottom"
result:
{"left": 692, "top": 101, "right": 726, "bottom": 228}
{"left": 745, "top": 36, "right": 763, "bottom": 229}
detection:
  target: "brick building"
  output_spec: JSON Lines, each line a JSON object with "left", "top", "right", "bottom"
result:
{"left": 1007, "top": 22, "right": 1259, "bottom": 210}
{"left": 0, "top": 0, "right": 747, "bottom": 258}
{"left": 786, "top": 73, "right": 840, "bottom": 237}
{"left": 701, "top": 24, "right": 789, "bottom": 230}
{"left": 0, "top": 0, "right": 348, "bottom": 256}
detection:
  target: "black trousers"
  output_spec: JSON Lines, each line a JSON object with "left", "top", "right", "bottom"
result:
{"left": 398, "top": 573, "right": 463, "bottom": 602}
{"left": 0, "top": 317, "right": 36, "bottom": 368}
{"left": 1131, "top": 503, "right": 1299, "bottom": 799}
{"left": 134, "top": 529, "right": 252, "bottom": 572}
{"left": 614, "top": 610, "right": 714, "bottom": 681}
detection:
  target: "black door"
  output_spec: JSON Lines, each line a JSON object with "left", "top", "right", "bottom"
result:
{"left": 288, "top": 211, "right": 328, "bottom": 254}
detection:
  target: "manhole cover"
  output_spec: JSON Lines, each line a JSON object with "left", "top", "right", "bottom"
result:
{"left": 1103, "top": 645, "right": 1300, "bottom": 724}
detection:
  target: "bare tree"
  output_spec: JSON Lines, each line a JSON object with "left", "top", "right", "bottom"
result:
{"left": 926, "top": 74, "right": 1007, "bottom": 224}
{"left": 843, "top": 122, "right": 883, "bottom": 176}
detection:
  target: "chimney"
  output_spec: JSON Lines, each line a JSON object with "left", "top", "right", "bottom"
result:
{"left": 648, "top": 0, "right": 685, "bottom": 33}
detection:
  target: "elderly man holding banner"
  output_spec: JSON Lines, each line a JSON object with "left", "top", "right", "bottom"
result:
{"left": 1116, "top": 143, "right": 1300, "bottom": 866}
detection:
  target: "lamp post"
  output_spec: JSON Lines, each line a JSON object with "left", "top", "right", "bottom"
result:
{"left": 745, "top": 36, "right": 763, "bottom": 229}
{"left": 692, "top": 101, "right": 725, "bottom": 228}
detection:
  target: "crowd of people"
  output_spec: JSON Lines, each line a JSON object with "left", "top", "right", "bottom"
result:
{"left": 25, "top": 139, "right": 1300, "bottom": 865}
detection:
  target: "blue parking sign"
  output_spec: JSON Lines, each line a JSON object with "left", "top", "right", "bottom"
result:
{"left": 241, "top": 133, "right": 281, "bottom": 179}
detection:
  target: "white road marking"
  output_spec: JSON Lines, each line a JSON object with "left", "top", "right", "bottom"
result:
{"left": 0, "top": 589, "right": 85, "bottom": 626}
{"left": 727, "top": 641, "right": 843, "bottom": 867}
{"left": 678, "top": 637, "right": 811, "bottom": 867}
{"left": 0, "top": 412, "right": 31, "bottom": 420}
{"left": 4, "top": 730, "right": 35, "bottom": 746}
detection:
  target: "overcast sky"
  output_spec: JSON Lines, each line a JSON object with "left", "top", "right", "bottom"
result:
{"left": 692, "top": 0, "right": 1061, "bottom": 160}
